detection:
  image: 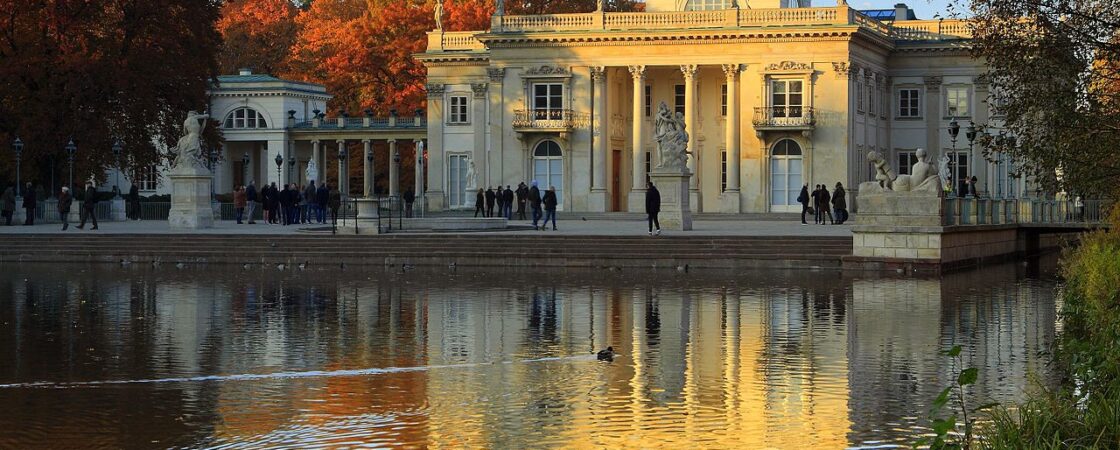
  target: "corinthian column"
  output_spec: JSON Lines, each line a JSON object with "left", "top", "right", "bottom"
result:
{"left": 590, "top": 66, "right": 608, "bottom": 212}
{"left": 681, "top": 64, "right": 698, "bottom": 190}
{"left": 628, "top": 65, "right": 646, "bottom": 212}
{"left": 723, "top": 64, "right": 741, "bottom": 193}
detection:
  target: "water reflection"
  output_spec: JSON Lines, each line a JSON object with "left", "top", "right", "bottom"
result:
{"left": 0, "top": 258, "right": 1060, "bottom": 449}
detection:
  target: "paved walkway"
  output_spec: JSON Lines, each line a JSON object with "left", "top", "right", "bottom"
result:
{"left": 0, "top": 217, "right": 851, "bottom": 237}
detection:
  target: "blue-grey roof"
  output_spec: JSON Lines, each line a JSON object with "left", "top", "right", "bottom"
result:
{"left": 860, "top": 8, "right": 919, "bottom": 21}
{"left": 216, "top": 74, "right": 283, "bottom": 83}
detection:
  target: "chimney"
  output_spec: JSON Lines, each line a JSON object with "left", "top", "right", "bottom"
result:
{"left": 894, "top": 3, "right": 910, "bottom": 21}
{"left": 238, "top": 67, "right": 252, "bottom": 76}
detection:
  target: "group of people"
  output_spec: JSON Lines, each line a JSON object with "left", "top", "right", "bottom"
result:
{"left": 2, "top": 182, "right": 101, "bottom": 230}
{"left": 237, "top": 180, "right": 341, "bottom": 226}
{"left": 1, "top": 182, "right": 36, "bottom": 226}
{"left": 473, "top": 181, "right": 559, "bottom": 230}
{"left": 798, "top": 183, "right": 848, "bottom": 225}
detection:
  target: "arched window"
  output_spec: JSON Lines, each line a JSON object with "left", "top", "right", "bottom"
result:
{"left": 223, "top": 108, "right": 268, "bottom": 129}
{"left": 533, "top": 140, "right": 563, "bottom": 209}
{"left": 770, "top": 139, "right": 804, "bottom": 211}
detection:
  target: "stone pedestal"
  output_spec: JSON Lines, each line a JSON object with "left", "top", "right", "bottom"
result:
{"left": 168, "top": 167, "right": 214, "bottom": 229}
{"left": 649, "top": 170, "right": 693, "bottom": 231}
{"left": 851, "top": 191, "right": 944, "bottom": 260}
{"left": 340, "top": 197, "right": 382, "bottom": 234}
{"left": 111, "top": 198, "right": 127, "bottom": 221}
{"left": 689, "top": 189, "right": 701, "bottom": 213}
{"left": 627, "top": 189, "right": 647, "bottom": 213}
{"left": 587, "top": 189, "right": 608, "bottom": 212}
{"left": 426, "top": 191, "right": 446, "bottom": 212}
{"left": 719, "top": 191, "right": 741, "bottom": 213}
{"left": 12, "top": 197, "right": 25, "bottom": 223}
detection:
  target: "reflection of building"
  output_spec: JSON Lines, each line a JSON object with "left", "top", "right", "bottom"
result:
{"left": 419, "top": 1, "right": 1024, "bottom": 213}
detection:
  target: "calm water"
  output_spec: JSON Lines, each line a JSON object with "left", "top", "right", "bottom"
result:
{"left": 0, "top": 259, "right": 1061, "bottom": 449}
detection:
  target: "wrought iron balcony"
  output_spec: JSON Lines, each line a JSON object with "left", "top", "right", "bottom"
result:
{"left": 752, "top": 106, "right": 815, "bottom": 129}
{"left": 512, "top": 109, "right": 590, "bottom": 131}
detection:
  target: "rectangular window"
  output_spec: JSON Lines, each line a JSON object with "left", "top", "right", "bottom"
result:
{"left": 674, "top": 85, "right": 685, "bottom": 115}
{"left": 856, "top": 81, "right": 864, "bottom": 112}
{"left": 533, "top": 83, "right": 564, "bottom": 119}
{"left": 869, "top": 85, "right": 877, "bottom": 116}
{"left": 448, "top": 154, "right": 469, "bottom": 207}
{"left": 770, "top": 79, "right": 803, "bottom": 117}
{"left": 721, "top": 84, "right": 728, "bottom": 116}
{"left": 896, "top": 150, "right": 918, "bottom": 175}
{"left": 944, "top": 150, "right": 970, "bottom": 193}
{"left": 898, "top": 88, "right": 920, "bottom": 118}
{"left": 137, "top": 165, "right": 159, "bottom": 191}
{"left": 946, "top": 86, "right": 970, "bottom": 117}
{"left": 721, "top": 150, "right": 728, "bottom": 192}
{"left": 644, "top": 85, "right": 652, "bottom": 117}
{"left": 448, "top": 95, "right": 468, "bottom": 124}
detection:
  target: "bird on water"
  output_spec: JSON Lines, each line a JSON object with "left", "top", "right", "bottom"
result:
{"left": 596, "top": 346, "right": 615, "bottom": 361}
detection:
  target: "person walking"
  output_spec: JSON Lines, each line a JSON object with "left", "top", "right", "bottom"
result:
{"left": 328, "top": 183, "right": 341, "bottom": 224}
{"left": 245, "top": 181, "right": 258, "bottom": 224}
{"left": 646, "top": 181, "right": 661, "bottom": 236}
{"left": 58, "top": 186, "right": 72, "bottom": 230}
{"left": 262, "top": 182, "right": 274, "bottom": 224}
{"left": 316, "top": 182, "right": 329, "bottom": 224}
{"left": 817, "top": 184, "right": 834, "bottom": 225}
{"left": 304, "top": 181, "right": 317, "bottom": 224}
{"left": 22, "top": 182, "right": 36, "bottom": 225}
{"left": 234, "top": 186, "right": 247, "bottom": 224}
{"left": 832, "top": 182, "right": 847, "bottom": 225}
{"left": 403, "top": 189, "right": 415, "bottom": 218}
{"left": 76, "top": 182, "right": 98, "bottom": 230}
{"left": 126, "top": 183, "right": 141, "bottom": 220}
{"left": 797, "top": 184, "right": 810, "bottom": 225}
{"left": 1, "top": 184, "right": 14, "bottom": 226}
{"left": 516, "top": 182, "right": 527, "bottom": 220}
{"left": 484, "top": 187, "right": 496, "bottom": 218}
{"left": 542, "top": 186, "right": 558, "bottom": 231}
{"left": 503, "top": 185, "right": 514, "bottom": 220}
{"left": 529, "top": 180, "right": 542, "bottom": 230}
{"left": 474, "top": 188, "right": 485, "bottom": 217}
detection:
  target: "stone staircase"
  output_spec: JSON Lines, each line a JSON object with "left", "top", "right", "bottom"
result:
{"left": 0, "top": 234, "right": 852, "bottom": 270}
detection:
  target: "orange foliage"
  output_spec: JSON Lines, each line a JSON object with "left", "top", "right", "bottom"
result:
{"left": 217, "top": 0, "right": 299, "bottom": 75}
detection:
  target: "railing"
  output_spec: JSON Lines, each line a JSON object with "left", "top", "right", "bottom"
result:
{"left": 851, "top": 10, "right": 891, "bottom": 36}
{"left": 752, "top": 106, "right": 815, "bottom": 128}
{"left": 292, "top": 116, "right": 426, "bottom": 129}
{"left": 441, "top": 31, "right": 486, "bottom": 51}
{"left": 605, "top": 10, "right": 726, "bottom": 30}
{"left": 739, "top": 7, "right": 837, "bottom": 26}
{"left": 942, "top": 197, "right": 1107, "bottom": 227}
{"left": 512, "top": 109, "right": 591, "bottom": 130}
{"left": 29, "top": 200, "right": 111, "bottom": 223}
{"left": 498, "top": 13, "right": 596, "bottom": 31}
{"left": 890, "top": 20, "right": 972, "bottom": 41}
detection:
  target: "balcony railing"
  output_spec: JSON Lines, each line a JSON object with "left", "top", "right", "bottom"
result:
{"left": 752, "top": 106, "right": 815, "bottom": 128}
{"left": 512, "top": 109, "right": 590, "bottom": 130}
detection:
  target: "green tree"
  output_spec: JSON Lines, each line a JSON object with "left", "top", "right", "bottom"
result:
{"left": 968, "top": 0, "right": 1120, "bottom": 197}
{"left": 0, "top": 0, "right": 223, "bottom": 191}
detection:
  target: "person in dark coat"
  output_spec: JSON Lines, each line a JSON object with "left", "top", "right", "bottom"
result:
{"left": 503, "top": 186, "right": 514, "bottom": 220}
{"left": 316, "top": 183, "right": 329, "bottom": 223}
{"left": 280, "top": 184, "right": 294, "bottom": 226}
{"left": 22, "top": 182, "right": 36, "bottom": 225}
{"left": 1, "top": 184, "right": 14, "bottom": 226}
{"left": 58, "top": 186, "right": 73, "bottom": 230}
{"left": 327, "top": 183, "right": 341, "bottom": 224}
{"left": 810, "top": 185, "right": 821, "bottom": 224}
{"left": 831, "top": 182, "right": 847, "bottom": 225}
{"left": 542, "top": 186, "right": 558, "bottom": 231}
{"left": 403, "top": 189, "right": 415, "bottom": 218}
{"left": 515, "top": 182, "right": 528, "bottom": 220}
{"left": 303, "top": 181, "right": 317, "bottom": 224}
{"left": 234, "top": 186, "right": 247, "bottom": 224}
{"left": 528, "top": 181, "right": 542, "bottom": 229}
{"left": 245, "top": 181, "right": 258, "bottom": 224}
{"left": 261, "top": 183, "right": 274, "bottom": 224}
{"left": 76, "top": 183, "right": 98, "bottom": 230}
{"left": 126, "top": 183, "right": 141, "bottom": 220}
{"left": 269, "top": 182, "right": 281, "bottom": 224}
{"left": 484, "top": 187, "right": 496, "bottom": 218}
{"left": 816, "top": 184, "right": 833, "bottom": 225}
{"left": 797, "top": 184, "right": 810, "bottom": 225}
{"left": 474, "top": 188, "right": 485, "bottom": 217}
{"left": 646, "top": 181, "right": 661, "bottom": 236}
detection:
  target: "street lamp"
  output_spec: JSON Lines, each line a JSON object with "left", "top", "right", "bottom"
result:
{"left": 948, "top": 117, "right": 960, "bottom": 197}
{"left": 112, "top": 139, "right": 123, "bottom": 198}
{"left": 338, "top": 144, "right": 348, "bottom": 200}
{"left": 65, "top": 139, "right": 77, "bottom": 192}
{"left": 965, "top": 121, "right": 977, "bottom": 197}
{"left": 274, "top": 153, "right": 283, "bottom": 185}
{"left": 11, "top": 137, "right": 23, "bottom": 198}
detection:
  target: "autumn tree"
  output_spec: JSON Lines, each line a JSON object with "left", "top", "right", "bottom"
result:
{"left": 968, "top": 0, "right": 1120, "bottom": 197}
{"left": 0, "top": 0, "right": 222, "bottom": 193}
{"left": 217, "top": 0, "right": 301, "bottom": 75}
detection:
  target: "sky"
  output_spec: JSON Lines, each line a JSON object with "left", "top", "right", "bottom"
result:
{"left": 819, "top": 0, "right": 965, "bottom": 19}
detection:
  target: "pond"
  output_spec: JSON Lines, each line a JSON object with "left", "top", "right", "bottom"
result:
{"left": 0, "top": 258, "right": 1060, "bottom": 449}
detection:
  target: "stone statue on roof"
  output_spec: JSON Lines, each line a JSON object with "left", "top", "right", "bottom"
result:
{"left": 434, "top": 0, "right": 444, "bottom": 30}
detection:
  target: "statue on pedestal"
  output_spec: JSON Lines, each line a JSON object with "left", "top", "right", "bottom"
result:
{"left": 434, "top": 0, "right": 444, "bottom": 30}
{"left": 861, "top": 148, "right": 942, "bottom": 196}
{"left": 653, "top": 102, "right": 689, "bottom": 173}
{"left": 306, "top": 158, "right": 318, "bottom": 184}
{"left": 465, "top": 159, "right": 477, "bottom": 190}
{"left": 170, "top": 111, "right": 210, "bottom": 172}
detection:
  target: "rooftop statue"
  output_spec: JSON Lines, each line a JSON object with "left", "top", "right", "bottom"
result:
{"left": 653, "top": 101, "right": 689, "bottom": 173}
{"left": 434, "top": 0, "right": 444, "bottom": 30}
{"left": 170, "top": 111, "right": 210, "bottom": 172}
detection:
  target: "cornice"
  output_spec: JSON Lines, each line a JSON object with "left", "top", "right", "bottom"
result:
{"left": 476, "top": 29, "right": 860, "bottom": 48}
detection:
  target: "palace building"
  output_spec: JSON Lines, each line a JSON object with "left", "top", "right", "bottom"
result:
{"left": 417, "top": 1, "right": 1016, "bottom": 213}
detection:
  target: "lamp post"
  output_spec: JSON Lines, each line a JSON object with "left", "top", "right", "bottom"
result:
{"left": 274, "top": 153, "right": 283, "bottom": 186}
{"left": 112, "top": 139, "right": 123, "bottom": 198}
{"left": 393, "top": 148, "right": 401, "bottom": 198}
{"left": 965, "top": 121, "right": 977, "bottom": 197}
{"left": 337, "top": 144, "right": 348, "bottom": 201}
{"left": 416, "top": 140, "right": 425, "bottom": 215}
{"left": 11, "top": 137, "right": 23, "bottom": 198}
{"left": 65, "top": 139, "right": 77, "bottom": 192}
{"left": 948, "top": 117, "right": 960, "bottom": 197}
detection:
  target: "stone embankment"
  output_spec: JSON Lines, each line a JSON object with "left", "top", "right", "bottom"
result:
{"left": 0, "top": 234, "right": 852, "bottom": 270}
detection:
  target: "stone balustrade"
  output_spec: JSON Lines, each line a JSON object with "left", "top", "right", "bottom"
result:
{"left": 890, "top": 20, "right": 972, "bottom": 40}
{"left": 441, "top": 31, "right": 487, "bottom": 51}
{"left": 512, "top": 109, "right": 591, "bottom": 130}
{"left": 738, "top": 7, "right": 839, "bottom": 26}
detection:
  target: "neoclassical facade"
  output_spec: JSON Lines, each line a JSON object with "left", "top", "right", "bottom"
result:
{"left": 418, "top": 1, "right": 1016, "bottom": 213}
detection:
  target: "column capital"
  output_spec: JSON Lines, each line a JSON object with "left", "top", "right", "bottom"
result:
{"left": 387, "top": 138, "right": 398, "bottom": 144}
{"left": 832, "top": 61, "right": 852, "bottom": 79}
{"left": 627, "top": 65, "right": 645, "bottom": 79}
{"left": 487, "top": 67, "right": 505, "bottom": 82}
{"left": 972, "top": 75, "right": 990, "bottom": 91}
{"left": 590, "top": 66, "right": 607, "bottom": 82}
{"left": 680, "top": 64, "right": 698, "bottom": 79}
{"left": 311, "top": 139, "right": 321, "bottom": 145}
{"left": 923, "top": 76, "right": 943, "bottom": 92}
{"left": 362, "top": 139, "right": 371, "bottom": 144}
{"left": 722, "top": 64, "right": 742, "bottom": 79}
{"left": 471, "top": 83, "right": 488, "bottom": 98}
{"left": 426, "top": 83, "right": 445, "bottom": 98}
